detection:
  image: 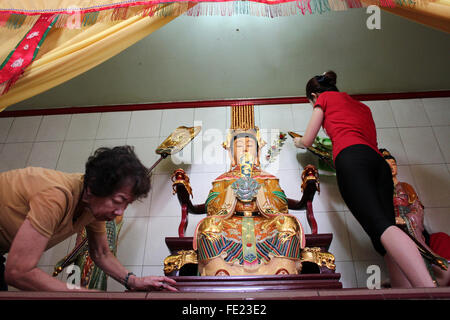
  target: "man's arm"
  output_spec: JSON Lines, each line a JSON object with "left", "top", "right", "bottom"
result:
{"left": 87, "top": 230, "right": 177, "bottom": 291}
{"left": 5, "top": 219, "right": 91, "bottom": 291}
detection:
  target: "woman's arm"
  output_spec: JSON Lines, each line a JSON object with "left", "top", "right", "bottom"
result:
{"left": 5, "top": 219, "right": 92, "bottom": 291}
{"left": 294, "top": 107, "right": 324, "bottom": 148}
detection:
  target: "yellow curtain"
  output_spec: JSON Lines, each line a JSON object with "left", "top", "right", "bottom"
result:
{"left": 362, "top": 0, "right": 450, "bottom": 33}
{"left": 382, "top": 0, "right": 450, "bottom": 34}
{"left": 0, "top": 3, "right": 193, "bottom": 111}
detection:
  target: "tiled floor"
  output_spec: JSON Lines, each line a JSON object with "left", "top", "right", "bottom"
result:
{"left": 0, "top": 97, "right": 449, "bottom": 291}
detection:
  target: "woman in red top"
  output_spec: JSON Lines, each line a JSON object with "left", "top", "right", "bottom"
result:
{"left": 294, "top": 71, "right": 436, "bottom": 288}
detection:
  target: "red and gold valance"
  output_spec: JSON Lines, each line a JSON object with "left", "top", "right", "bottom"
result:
{"left": 0, "top": 0, "right": 435, "bottom": 25}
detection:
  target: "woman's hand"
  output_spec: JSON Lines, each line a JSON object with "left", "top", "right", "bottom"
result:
{"left": 294, "top": 137, "right": 306, "bottom": 149}
{"left": 129, "top": 275, "right": 178, "bottom": 292}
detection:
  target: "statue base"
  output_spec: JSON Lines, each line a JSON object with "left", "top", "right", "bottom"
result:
{"left": 165, "top": 234, "right": 342, "bottom": 290}
{"left": 171, "top": 274, "right": 342, "bottom": 292}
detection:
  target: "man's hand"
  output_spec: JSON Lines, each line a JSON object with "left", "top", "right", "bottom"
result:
{"left": 129, "top": 275, "right": 178, "bottom": 292}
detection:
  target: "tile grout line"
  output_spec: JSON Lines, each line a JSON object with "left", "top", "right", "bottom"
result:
{"left": 0, "top": 117, "right": 14, "bottom": 144}
{"left": 342, "top": 211, "right": 359, "bottom": 288}
{"left": 430, "top": 125, "right": 448, "bottom": 166}
{"left": 22, "top": 116, "right": 44, "bottom": 167}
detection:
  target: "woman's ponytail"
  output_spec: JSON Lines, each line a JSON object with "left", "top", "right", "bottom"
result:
{"left": 306, "top": 70, "right": 339, "bottom": 101}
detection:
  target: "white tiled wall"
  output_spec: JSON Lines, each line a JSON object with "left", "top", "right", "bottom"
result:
{"left": 0, "top": 97, "right": 449, "bottom": 291}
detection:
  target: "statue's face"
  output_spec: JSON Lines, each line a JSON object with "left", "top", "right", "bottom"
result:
{"left": 386, "top": 159, "right": 397, "bottom": 177}
{"left": 233, "top": 136, "right": 258, "bottom": 166}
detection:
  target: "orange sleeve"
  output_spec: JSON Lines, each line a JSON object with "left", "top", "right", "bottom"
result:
{"left": 85, "top": 220, "right": 106, "bottom": 234}
{"left": 27, "top": 187, "right": 69, "bottom": 239}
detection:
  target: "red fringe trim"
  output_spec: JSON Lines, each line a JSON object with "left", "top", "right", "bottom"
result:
{"left": 0, "top": 0, "right": 414, "bottom": 16}
{"left": 0, "top": 0, "right": 419, "bottom": 27}
{"left": 345, "top": 0, "right": 363, "bottom": 8}
{"left": 111, "top": 7, "right": 129, "bottom": 20}
{"left": 378, "top": 0, "right": 397, "bottom": 7}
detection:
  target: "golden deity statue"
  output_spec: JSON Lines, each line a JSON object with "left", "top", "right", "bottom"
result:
{"left": 192, "top": 105, "right": 305, "bottom": 276}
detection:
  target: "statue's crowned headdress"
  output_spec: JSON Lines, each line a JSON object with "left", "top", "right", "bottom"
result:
{"left": 222, "top": 104, "right": 266, "bottom": 151}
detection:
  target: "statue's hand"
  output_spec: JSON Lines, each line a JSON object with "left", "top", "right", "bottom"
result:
{"left": 129, "top": 275, "right": 178, "bottom": 292}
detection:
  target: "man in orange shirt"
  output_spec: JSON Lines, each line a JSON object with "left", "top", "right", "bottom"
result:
{"left": 0, "top": 146, "right": 176, "bottom": 292}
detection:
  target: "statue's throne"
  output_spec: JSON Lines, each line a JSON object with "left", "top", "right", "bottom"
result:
{"left": 164, "top": 105, "right": 342, "bottom": 291}
{"left": 165, "top": 166, "right": 341, "bottom": 291}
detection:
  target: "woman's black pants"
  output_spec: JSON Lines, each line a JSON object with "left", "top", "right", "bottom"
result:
{"left": 335, "top": 144, "right": 396, "bottom": 256}
{"left": 0, "top": 255, "right": 6, "bottom": 291}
